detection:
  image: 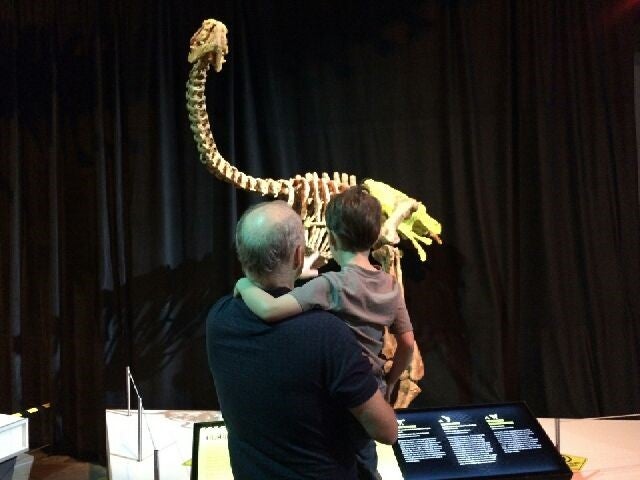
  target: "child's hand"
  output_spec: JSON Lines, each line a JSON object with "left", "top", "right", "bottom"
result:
{"left": 300, "top": 251, "right": 326, "bottom": 279}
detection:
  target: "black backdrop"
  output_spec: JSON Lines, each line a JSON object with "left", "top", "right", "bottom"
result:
{"left": 1, "top": 0, "right": 639, "bottom": 461}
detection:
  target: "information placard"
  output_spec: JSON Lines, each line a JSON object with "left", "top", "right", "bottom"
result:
{"left": 190, "top": 421, "right": 233, "bottom": 480}
{"left": 392, "top": 402, "right": 571, "bottom": 479}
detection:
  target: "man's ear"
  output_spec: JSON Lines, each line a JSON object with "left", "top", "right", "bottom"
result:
{"left": 293, "top": 244, "right": 305, "bottom": 270}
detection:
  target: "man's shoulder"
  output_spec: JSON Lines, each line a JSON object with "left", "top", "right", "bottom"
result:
{"left": 207, "top": 294, "right": 244, "bottom": 328}
{"left": 207, "top": 295, "right": 346, "bottom": 331}
{"left": 276, "top": 309, "right": 354, "bottom": 341}
{"left": 282, "top": 310, "right": 362, "bottom": 359}
{"left": 209, "top": 294, "right": 235, "bottom": 316}
{"left": 288, "top": 308, "right": 344, "bottom": 328}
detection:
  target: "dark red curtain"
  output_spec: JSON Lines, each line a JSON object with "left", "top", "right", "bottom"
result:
{"left": 1, "top": 0, "right": 639, "bottom": 460}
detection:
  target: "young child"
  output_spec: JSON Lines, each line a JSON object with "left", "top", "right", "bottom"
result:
{"left": 235, "top": 185, "right": 415, "bottom": 480}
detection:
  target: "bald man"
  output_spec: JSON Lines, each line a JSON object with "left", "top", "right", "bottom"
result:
{"left": 206, "top": 201, "right": 397, "bottom": 479}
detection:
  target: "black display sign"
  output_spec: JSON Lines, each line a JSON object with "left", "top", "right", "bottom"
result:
{"left": 392, "top": 402, "right": 572, "bottom": 479}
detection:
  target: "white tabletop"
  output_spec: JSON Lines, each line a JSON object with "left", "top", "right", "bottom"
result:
{"left": 106, "top": 410, "right": 640, "bottom": 479}
{"left": 538, "top": 417, "right": 640, "bottom": 479}
{"left": 0, "top": 414, "right": 29, "bottom": 464}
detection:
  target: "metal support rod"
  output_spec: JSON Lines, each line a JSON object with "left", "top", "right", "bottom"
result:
{"left": 138, "top": 397, "right": 143, "bottom": 462}
{"left": 126, "top": 366, "right": 131, "bottom": 416}
{"left": 554, "top": 417, "right": 560, "bottom": 452}
{"left": 154, "top": 449, "right": 160, "bottom": 480}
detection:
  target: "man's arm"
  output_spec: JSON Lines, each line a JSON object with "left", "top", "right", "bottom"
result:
{"left": 385, "top": 330, "right": 415, "bottom": 402}
{"left": 349, "top": 389, "right": 398, "bottom": 445}
{"left": 235, "top": 277, "right": 302, "bottom": 322}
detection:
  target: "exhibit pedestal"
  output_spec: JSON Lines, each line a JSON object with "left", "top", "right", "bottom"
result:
{"left": 105, "top": 409, "right": 396, "bottom": 480}
{"left": 538, "top": 417, "right": 640, "bottom": 480}
{"left": 106, "top": 409, "right": 222, "bottom": 480}
{"left": 106, "top": 409, "right": 640, "bottom": 480}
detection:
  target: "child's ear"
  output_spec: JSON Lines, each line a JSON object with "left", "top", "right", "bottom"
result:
{"left": 328, "top": 231, "right": 337, "bottom": 247}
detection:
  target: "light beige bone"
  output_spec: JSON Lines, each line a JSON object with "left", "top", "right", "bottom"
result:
{"left": 186, "top": 19, "right": 442, "bottom": 408}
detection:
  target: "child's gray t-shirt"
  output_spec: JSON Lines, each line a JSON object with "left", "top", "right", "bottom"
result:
{"left": 289, "top": 264, "right": 412, "bottom": 376}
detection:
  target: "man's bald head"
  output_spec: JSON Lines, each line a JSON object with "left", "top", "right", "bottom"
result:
{"left": 235, "top": 201, "right": 305, "bottom": 282}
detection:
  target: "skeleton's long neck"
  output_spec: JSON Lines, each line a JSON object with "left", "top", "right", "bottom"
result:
{"left": 186, "top": 60, "right": 291, "bottom": 198}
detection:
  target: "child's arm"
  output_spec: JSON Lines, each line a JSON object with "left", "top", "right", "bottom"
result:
{"left": 384, "top": 330, "right": 415, "bottom": 402}
{"left": 234, "top": 277, "right": 302, "bottom": 322}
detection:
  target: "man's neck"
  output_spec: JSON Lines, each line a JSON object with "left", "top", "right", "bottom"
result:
{"left": 249, "top": 272, "right": 294, "bottom": 291}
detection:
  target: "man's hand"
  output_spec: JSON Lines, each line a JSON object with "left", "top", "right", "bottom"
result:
{"left": 299, "top": 251, "right": 326, "bottom": 279}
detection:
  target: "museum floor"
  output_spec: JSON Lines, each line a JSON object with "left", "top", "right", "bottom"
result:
{"left": 27, "top": 449, "right": 106, "bottom": 480}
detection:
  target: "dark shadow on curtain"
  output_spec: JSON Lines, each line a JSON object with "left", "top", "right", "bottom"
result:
{"left": 403, "top": 243, "right": 474, "bottom": 407}
{"left": 102, "top": 253, "right": 240, "bottom": 412}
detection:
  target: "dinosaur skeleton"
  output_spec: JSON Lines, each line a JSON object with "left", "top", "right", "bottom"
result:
{"left": 186, "top": 19, "right": 442, "bottom": 408}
